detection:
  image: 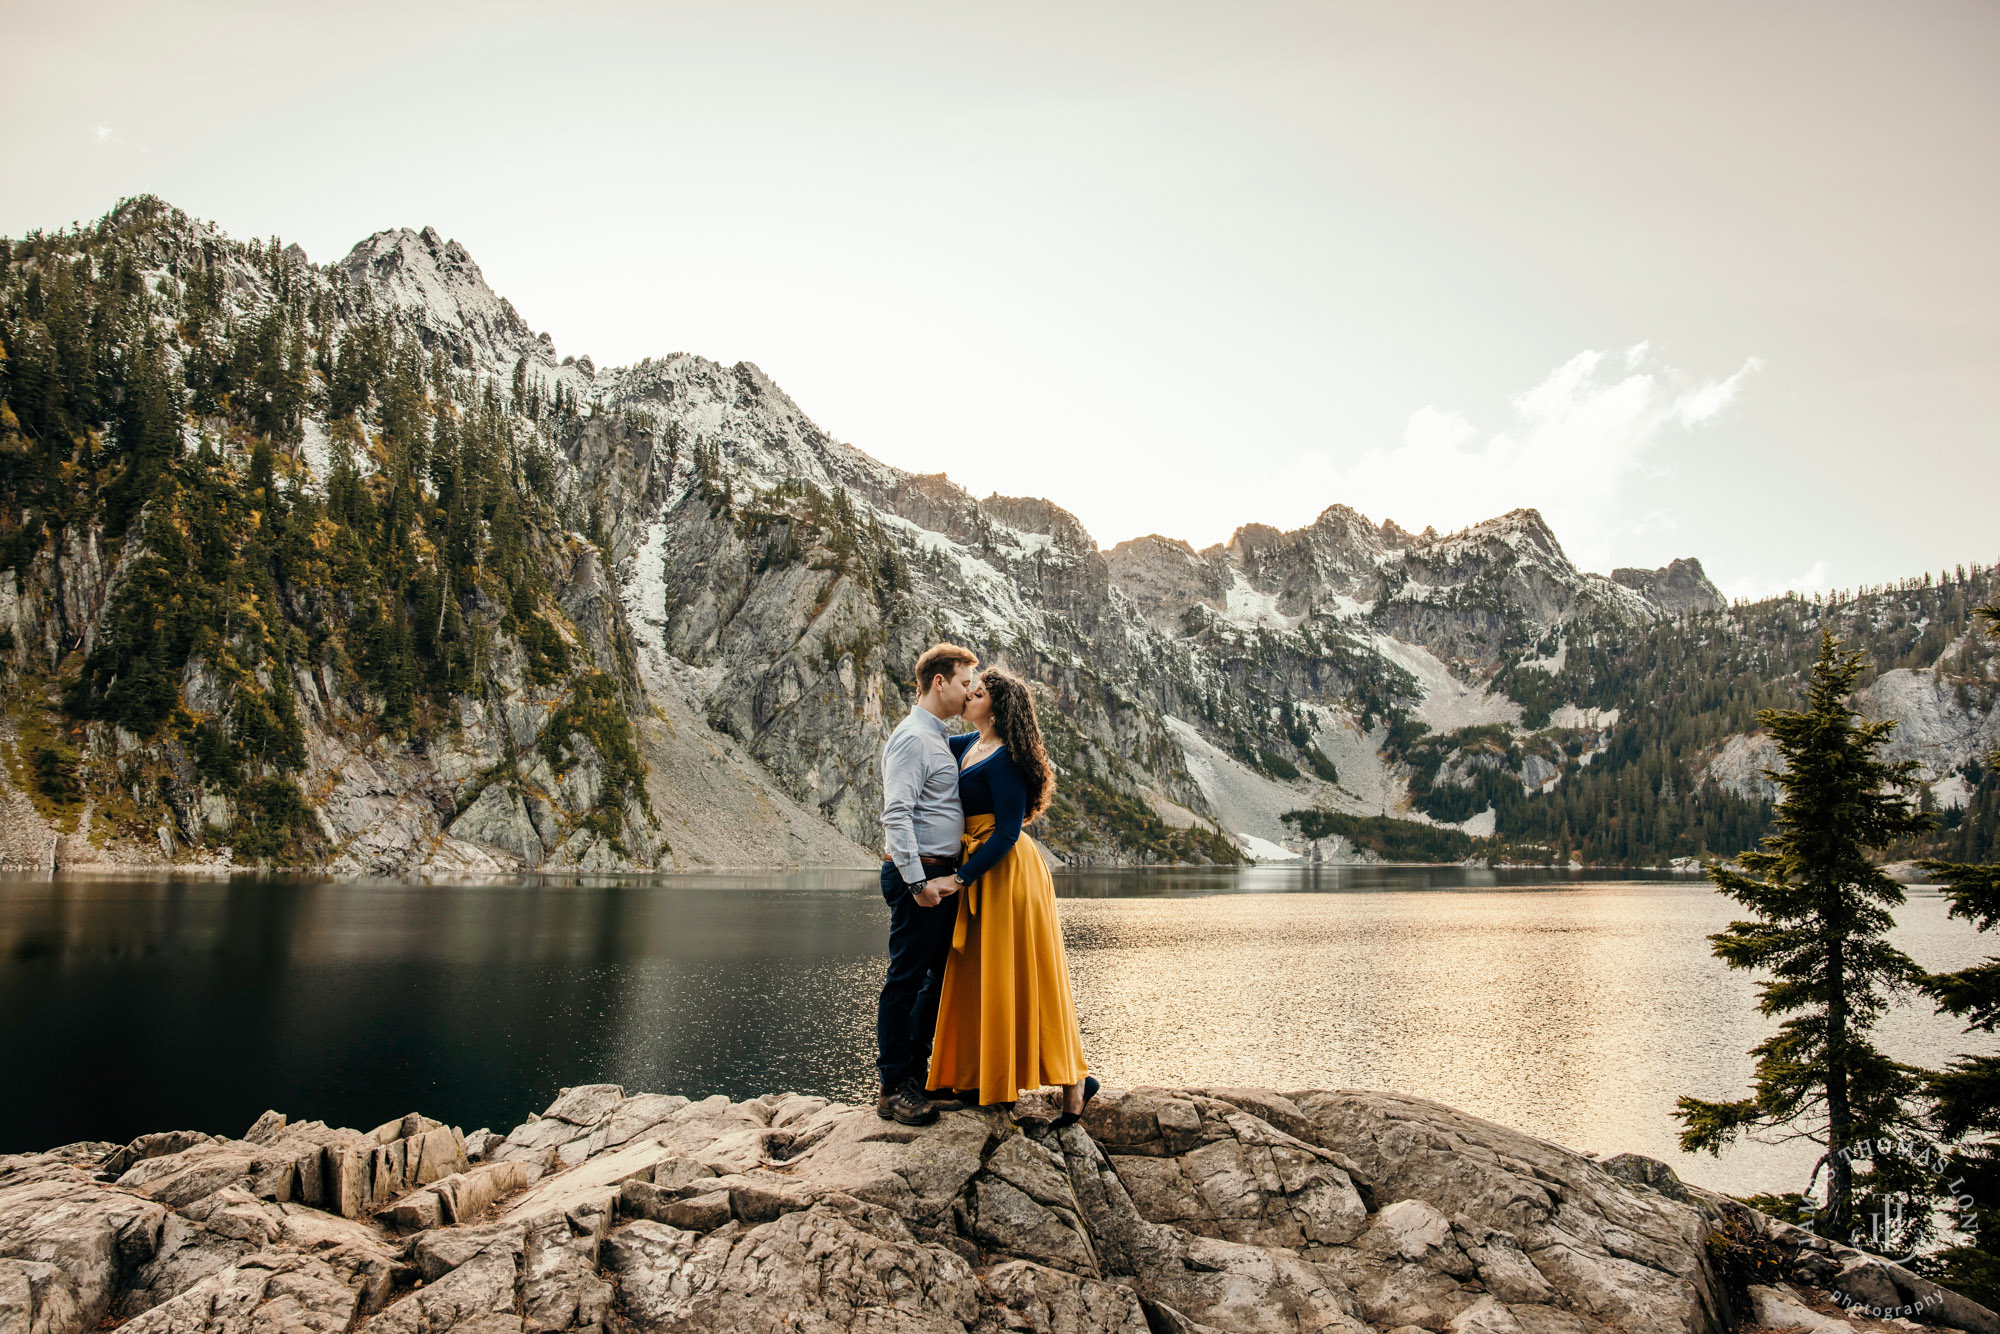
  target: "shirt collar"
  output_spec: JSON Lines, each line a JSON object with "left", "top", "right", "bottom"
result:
{"left": 910, "top": 705, "right": 953, "bottom": 737}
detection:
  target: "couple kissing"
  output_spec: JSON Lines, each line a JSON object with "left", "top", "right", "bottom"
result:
{"left": 874, "top": 643, "right": 1099, "bottom": 1129}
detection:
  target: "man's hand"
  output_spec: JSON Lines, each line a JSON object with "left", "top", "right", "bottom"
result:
{"left": 912, "top": 875, "right": 959, "bottom": 908}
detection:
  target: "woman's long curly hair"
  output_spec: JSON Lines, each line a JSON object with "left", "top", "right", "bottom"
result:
{"left": 983, "top": 668, "right": 1055, "bottom": 823}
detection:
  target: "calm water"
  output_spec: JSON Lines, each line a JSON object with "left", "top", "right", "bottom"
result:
{"left": 2, "top": 867, "right": 1992, "bottom": 1198}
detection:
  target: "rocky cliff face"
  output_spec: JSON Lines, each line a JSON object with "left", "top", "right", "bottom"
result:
{"left": 1, "top": 199, "right": 1992, "bottom": 873}
{"left": 1612, "top": 559, "right": 1728, "bottom": 618}
{"left": 10, "top": 1082, "right": 1991, "bottom": 1334}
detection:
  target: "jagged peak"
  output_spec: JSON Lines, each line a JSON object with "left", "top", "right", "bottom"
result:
{"left": 1376, "top": 517, "right": 1438, "bottom": 549}
{"left": 344, "top": 223, "right": 475, "bottom": 269}
{"left": 341, "top": 225, "right": 498, "bottom": 309}
{"left": 1205, "top": 503, "right": 1582, "bottom": 567}
{"left": 1484, "top": 506, "right": 1556, "bottom": 537}
{"left": 1223, "top": 522, "right": 1288, "bottom": 556}
{"left": 339, "top": 224, "right": 542, "bottom": 370}
{"left": 1309, "top": 502, "right": 1376, "bottom": 530}
{"left": 1107, "top": 533, "right": 1200, "bottom": 558}
{"left": 1417, "top": 507, "right": 1566, "bottom": 563}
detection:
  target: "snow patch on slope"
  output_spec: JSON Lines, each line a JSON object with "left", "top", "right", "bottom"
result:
{"left": 297, "top": 418, "right": 334, "bottom": 494}
{"left": 619, "top": 518, "right": 675, "bottom": 694}
{"left": 1518, "top": 640, "right": 1567, "bottom": 674}
{"left": 1549, "top": 704, "right": 1619, "bottom": 730}
{"left": 1932, "top": 773, "right": 1974, "bottom": 810}
{"left": 1222, "top": 573, "right": 1298, "bottom": 631}
{"left": 877, "top": 513, "right": 1039, "bottom": 642}
{"left": 1163, "top": 715, "right": 1322, "bottom": 847}
{"left": 1371, "top": 636, "right": 1523, "bottom": 731}
{"left": 1238, "top": 832, "right": 1303, "bottom": 861}
{"left": 1304, "top": 707, "right": 1408, "bottom": 816}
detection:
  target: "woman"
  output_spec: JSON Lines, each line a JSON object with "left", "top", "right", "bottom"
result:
{"left": 927, "top": 668, "right": 1099, "bottom": 1124}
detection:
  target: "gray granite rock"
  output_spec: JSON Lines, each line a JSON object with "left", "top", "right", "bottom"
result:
{"left": 116, "top": 1248, "right": 363, "bottom": 1334}
{"left": 0, "top": 1150, "right": 168, "bottom": 1330}
{"left": 541, "top": 1084, "right": 625, "bottom": 1128}
{"left": 7, "top": 1085, "right": 1997, "bottom": 1334}
{"left": 1285, "top": 1088, "right": 1730, "bottom": 1334}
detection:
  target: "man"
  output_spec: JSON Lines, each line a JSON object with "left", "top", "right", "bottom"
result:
{"left": 876, "top": 641, "right": 978, "bottom": 1126}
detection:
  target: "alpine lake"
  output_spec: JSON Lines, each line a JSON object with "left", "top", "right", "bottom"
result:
{"left": 3, "top": 864, "right": 1991, "bottom": 1199}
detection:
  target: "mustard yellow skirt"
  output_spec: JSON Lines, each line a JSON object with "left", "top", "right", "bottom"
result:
{"left": 927, "top": 813, "right": 1089, "bottom": 1104}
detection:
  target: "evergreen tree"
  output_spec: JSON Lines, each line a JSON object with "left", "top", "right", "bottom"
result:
{"left": 1676, "top": 631, "right": 1935, "bottom": 1243}
{"left": 1919, "top": 602, "right": 2000, "bottom": 1307}
{"left": 103, "top": 331, "right": 183, "bottom": 532}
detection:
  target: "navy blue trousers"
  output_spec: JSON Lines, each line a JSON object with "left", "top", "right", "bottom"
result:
{"left": 875, "top": 861, "right": 958, "bottom": 1092}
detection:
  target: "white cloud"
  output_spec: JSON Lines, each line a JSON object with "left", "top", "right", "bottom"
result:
{"left": 1300, "top": 345, "right": 1760, "bottom": 571}
{"left": 1675, "top": 358, "right": 1762, "bottom": 426}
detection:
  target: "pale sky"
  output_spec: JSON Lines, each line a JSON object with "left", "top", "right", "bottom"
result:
{"left": 6, "top": 0, "right": 1996, "bottom": 596}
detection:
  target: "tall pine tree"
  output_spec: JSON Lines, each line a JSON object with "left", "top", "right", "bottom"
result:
{"left": 1919, "top": 601, "right": 2000, "bottom": 1306}
{"left": 1677, "top": 631, "right": 1935, "bottom": 1243}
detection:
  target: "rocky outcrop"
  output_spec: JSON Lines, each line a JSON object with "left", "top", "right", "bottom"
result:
{"left": 7, "top": 1084, "right": 1993, "bottom": 1334}
{"left": 1700, "top": 660, "right": 2000, "bottom": 811}
{"left": 1611, "top": 559, "right": 1727, "bottom": 617}
{"left": 1103, "top": 535, "right": 1230, "bottom": 632}
{"left": 1858, "top": 664, "right": 2000, "bottom": 790}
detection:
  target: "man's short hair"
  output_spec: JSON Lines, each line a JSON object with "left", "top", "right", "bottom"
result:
{"left": 914, "top": 642, "right": 978, "bottom": 695}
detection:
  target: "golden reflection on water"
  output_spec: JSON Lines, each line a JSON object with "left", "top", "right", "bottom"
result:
{"left": 1057, "top": 885, "right": 1990, "bottom": 1198}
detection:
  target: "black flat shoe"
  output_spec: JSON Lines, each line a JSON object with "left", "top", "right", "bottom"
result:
{"left": 1051, "top": 1075, "right": 1100, "bottom": 1129}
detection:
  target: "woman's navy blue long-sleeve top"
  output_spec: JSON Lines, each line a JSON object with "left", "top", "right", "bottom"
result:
{"left": 949, "top": 732, "right": 1026, "bottom": 886}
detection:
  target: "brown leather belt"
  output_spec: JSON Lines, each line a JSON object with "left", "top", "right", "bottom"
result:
{"left": 884, "top": 854, "right": 961, "bottom": 870}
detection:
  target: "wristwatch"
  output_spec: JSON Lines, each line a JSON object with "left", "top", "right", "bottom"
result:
{"left": 953, "top": 869, "right": 972, "bottom": 888}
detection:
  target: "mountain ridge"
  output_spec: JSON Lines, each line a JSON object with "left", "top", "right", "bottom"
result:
{"left": 0, "top": 197, "right": 1991, "bottom": 873}
{"left": 328, "top": 212, "right": 1726, "bottom": 618}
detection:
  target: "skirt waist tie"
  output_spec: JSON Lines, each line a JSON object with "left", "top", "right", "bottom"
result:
{"left": 951, "top": 814, "right": 996, "bottom": 954}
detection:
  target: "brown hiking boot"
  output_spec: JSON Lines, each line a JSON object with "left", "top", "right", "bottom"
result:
{"left": 880, "top": 1079, "right": 940, "bottom": 1126}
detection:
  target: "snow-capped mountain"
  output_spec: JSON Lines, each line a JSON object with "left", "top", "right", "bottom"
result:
{"left": 0, "top": 199, "right": 1990, "bottom": 873}
{"left": 1107, "top": 504, "right": 1716, "bottom": 648}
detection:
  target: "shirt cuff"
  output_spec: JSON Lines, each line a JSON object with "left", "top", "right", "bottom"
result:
{"left": 895, "top": 857, "right": 927, "bottom": 888}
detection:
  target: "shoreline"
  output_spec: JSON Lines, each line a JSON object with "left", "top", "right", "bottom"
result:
{"left": 0, "top": 859, "right": 1720, "bottom": 881}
